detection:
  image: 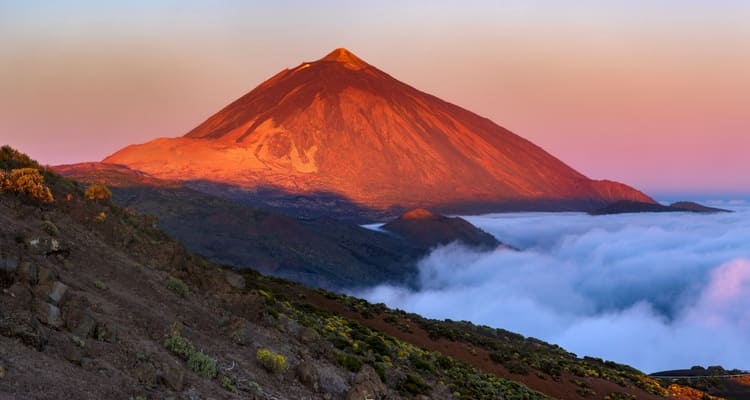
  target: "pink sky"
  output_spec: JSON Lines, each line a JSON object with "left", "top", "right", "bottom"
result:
{"left": 1, "top": 1, "right": 748, "bottom": 196}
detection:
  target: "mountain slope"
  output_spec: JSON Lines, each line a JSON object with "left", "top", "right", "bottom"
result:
{"left": 104, "top": 48, "right": 653, "bottom": 218}
{"left": 0, "top": 147, "right": 712, "bottom": 400}
{"left": 54, "top": 162, "right": 425, "bottom": 289}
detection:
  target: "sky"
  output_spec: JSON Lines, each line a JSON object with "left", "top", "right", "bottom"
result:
{"left": 358, "top": 201, "right": 750, "bottom": 372}
{"left": 1, "top": 1, "right": 748, "bottom": 196}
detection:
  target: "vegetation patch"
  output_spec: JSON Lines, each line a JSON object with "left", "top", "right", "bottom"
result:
{"left": 164, "top": 331, "right": 195, "bottom": 360}
{"left": 221, "top": 375, "right": 237, "bottom": 393}
{"left": 84, "top": 183, "right": 112, "bottom": 201}
{"left": 165, "top": 276, "right": 189, "bottom": 297}
{"left": 399, "top": 373, "right": 431, "bottom": 396}
{"left": 256, "top": 348, "right": 287, "bottom": 373}
{"left": 0, "top": 168, "right": 54, "bottom": 203}
{"left": 164, "top": 329, "right": 217, "bottom": 378}
{"left": 187, "top": 351, "right": 218, "bottom": 379}
{"left": 251, "top": 280, "right": 552, "bottom": 400}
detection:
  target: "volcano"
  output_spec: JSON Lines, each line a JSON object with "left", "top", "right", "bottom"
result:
{"left": 104, "top": 48, "right": 653, "bottom": 216}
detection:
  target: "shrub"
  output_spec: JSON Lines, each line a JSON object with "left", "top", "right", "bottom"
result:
{"left": 187, "top": 351, "right": 218, "bottom": 379}
{"left": 0, "top": 146, "right": 39, "bottom": 169}
{"left": 165, "top": 276, "right": 189, "bottom": 297}
{"left": 365, "top": 334, "right": 390, "bottom": 356}
{"left": 164, "top": 330, "right": 217, "bottom": 378}
{"left": 257, "top": 348, "right": 287, "bottom": 373}
{"left": 337, "top": 353, "right": 363, "bottom": 372}
{"left": 85, "top": 183, "right": 112, "bottom": 201}
{"left": 164, "top": 332, "right": 195, "bottom": 360}
{"left": 94, "top": 280, "right": 106, "bottom": 290}
{"left": 246, "top": 381, "right": 263, "bottom": 396}
{"left": 221, "top": 375, "right": 237, "bottom": 393}
{"left": 41, "top": 220, "right": 59, "bottom": 236}
{"left": 0, "top": 168, "right": 54, "bottom": 202}
{"left": 410, "top": 353, "right": 437, "bottom": 373}
{"left": 399, "top": 373, "right": 431, "bottom": 396}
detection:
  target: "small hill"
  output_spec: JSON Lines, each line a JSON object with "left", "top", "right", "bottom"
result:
{"left": 382, "top": 208, "right": 501, "bottom": 249}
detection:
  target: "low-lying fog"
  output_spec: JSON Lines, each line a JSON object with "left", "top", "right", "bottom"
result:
{"left": 357, "top": 200, "right": 750, "bottom": 373}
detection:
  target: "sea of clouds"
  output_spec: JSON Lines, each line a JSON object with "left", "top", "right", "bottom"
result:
{"left": 356, "top": 200, "right": 750, "bottom": 373}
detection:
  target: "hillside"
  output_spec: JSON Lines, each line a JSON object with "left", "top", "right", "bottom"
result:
{"left": 0, "top": 148, "right": 717, "bottom": 400}
{"left": 54, "top": 162, "right": 426, "bottom": 289}
{"left": 103, "top": 48, "right": 654, "bottom": 220}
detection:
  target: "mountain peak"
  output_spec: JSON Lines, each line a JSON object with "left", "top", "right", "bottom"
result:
{"left": 320, "top": 48, "right": 367, "bottom": 70}
{"left": 104, "top": 47, "right": 656, "bottom": 216}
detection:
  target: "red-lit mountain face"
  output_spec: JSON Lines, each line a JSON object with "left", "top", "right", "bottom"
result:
{"left": 104, "top": 48, "right": 653, "bottom": 215}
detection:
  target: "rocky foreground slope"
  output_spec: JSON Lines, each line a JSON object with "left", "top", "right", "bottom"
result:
{"left": 0, "top": 147, "right": 717, "bottom": 399}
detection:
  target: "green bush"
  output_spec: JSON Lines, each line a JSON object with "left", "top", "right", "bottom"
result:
{"left": 164, "top": 330, "right": 216, "bottom": 378}
{"left": 164, "top": 332, "right": 195, "bottom": 360}
{"left": 399, "top": 373, "right": 431, "bottom": 396}
{"left": 365, "top": 334, "right": 390, "bottom": 356}
{"left": 165, "top": 276, "right": 189, "bottom": 297}
{"left": 221, "top": 375, "right": 237, "bottom": 393}
{"left": 337, "top": 353, "right": 363, "bottom": 372}
{"left": 187, "top": 351, "right": 217, "bottom": 379}
{"left": 246, "top": 381, "right": 262, "bottom": 396}
{"left": 410, "top": 353, "right": 437, "bottom": 373}
{"left": 257, "top": 348, "right": 287, "bottom": 373}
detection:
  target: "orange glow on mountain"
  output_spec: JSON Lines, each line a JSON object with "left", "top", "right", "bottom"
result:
{"left": 104, "top": 48, "right": 653, "bottom": 212}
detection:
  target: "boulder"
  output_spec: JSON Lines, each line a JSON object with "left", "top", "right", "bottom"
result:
{"left": 71, "top": 312, "right": 97, "bottom": 338}
{"left": 47, "top": 281, "right": 69, "bottom": 305}
{"left": 60, "top": 338, "right": 83, "bottom": 365}
{"left": 296, "top": 361, "right": 320, "bottom": 392}
{"left": 7, "top": 283, "right": 32, "bottom": 303}
{"left": 184, "top": 388, "right": 202, "bottom": 400}
{"left": 160, "top": 365, "right": 185, "bottom": 391}
{"left": 225, "top": 271, "right": 245, "bottom": 289}
{"left": 347, "top": 365, "right": 388, "bottom": 400}
{"left": 5, "top": 318, "right": 49, "bottom": 351}
{"left": 317, "top": 363, "right": 350, "bottom": 396}
{"left": 27, "top": 237, "right": 70, "bottom": 258}
{"left": 17, "top": 262, "right": 38, "bottom": 285}
{"left": 34, "top": 300, "right": 63, "bottom": 328}
{"left": 0, "top": 256, "right": 18, "bottom": 273}
{"left": 94, "top": 321, "right": 118, "bottom": 343}
{"left": 36, "top": 266, "right": 57, "bottom": 286}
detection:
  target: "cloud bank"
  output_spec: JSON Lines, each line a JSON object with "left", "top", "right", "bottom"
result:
{"left": 357, "top": 203, "right": 750, "bottom": 372}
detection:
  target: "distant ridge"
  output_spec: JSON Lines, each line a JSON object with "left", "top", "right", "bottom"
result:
{"left": 590, "top": 200, "right": 731, "bottom": 215}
